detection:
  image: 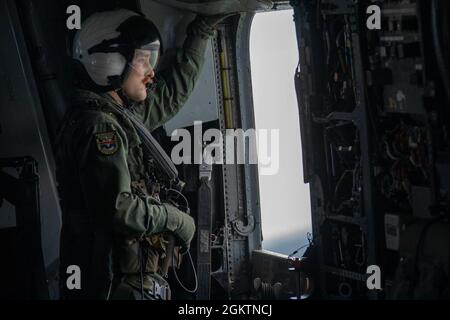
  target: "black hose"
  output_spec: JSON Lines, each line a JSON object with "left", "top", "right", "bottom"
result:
{"left": 18, "top": 0, "right": 68, "bottom": 146}
{"left": 431, "top": 0, "right": 450, "bottom": 104}
{"left": 408, "top": 216, "right": 444, "bottom": 298}
{"left": 0, "top": 170, "right": 24, "bottom": 206}
{"left": 139, "top": 242, "right": 144, "bottom": 300}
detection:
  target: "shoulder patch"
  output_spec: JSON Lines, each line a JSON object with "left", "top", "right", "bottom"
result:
{"left": 95, "top": 131, "right": 119, "bottom": 155}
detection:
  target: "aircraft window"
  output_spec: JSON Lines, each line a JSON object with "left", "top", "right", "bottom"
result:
{"left": 250, "top": 9, "right": 312, "bottom": 257}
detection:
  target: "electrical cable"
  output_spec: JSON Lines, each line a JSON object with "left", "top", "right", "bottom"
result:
{"left": 165, "top": 188, "right": 190, "bottom": 213}
{"left": 162, "top": 188, "right": 198, "bottom": 294}
{"left": 172, "top": 249, "right": 198, "bottom": 293}
{"left": 288, "top": 232, "right": 313, "bottom": 259}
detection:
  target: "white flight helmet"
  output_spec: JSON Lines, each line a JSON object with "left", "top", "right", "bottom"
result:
{"left": 72, "top": 9, "right": 161, "bottom": 92}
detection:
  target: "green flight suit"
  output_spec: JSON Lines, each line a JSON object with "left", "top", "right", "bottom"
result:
{"left": 56, "top": 16, "right": 215, "bottom": 300}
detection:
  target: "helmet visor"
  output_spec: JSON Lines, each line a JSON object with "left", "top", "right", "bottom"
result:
{"left": 141, "top": 40, "right": 160, "bottom": 65}
{"left": 131, "top": 42, "right": 160, "bottom": 75}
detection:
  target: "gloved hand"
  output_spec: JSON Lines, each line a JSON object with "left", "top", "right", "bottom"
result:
{"left": 164, "top": 203, "right": 196, "bottom": 254}
{"left": 200, "top": 12, "right": 237, "bottom": 28}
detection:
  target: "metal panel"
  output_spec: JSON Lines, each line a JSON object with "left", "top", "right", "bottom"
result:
{"left": 234, "top": 12, "right": 263, "bottom": 268}
{"left": 164, "top": 41, "right": 219, "bottom": 134}
{"left": 150, "top": 0, "right": 272, "bottom": 15}
{"left": 0, "top": 0, "right": 61, "bottom": 298}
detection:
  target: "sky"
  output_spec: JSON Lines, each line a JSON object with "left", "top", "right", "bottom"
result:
{"left": 250, "top": 10, "right": 312, "bottom": 256}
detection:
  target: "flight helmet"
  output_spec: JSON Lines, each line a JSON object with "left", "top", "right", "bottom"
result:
{"left": 72, "top": 9, "right": 162, "bottom": 92}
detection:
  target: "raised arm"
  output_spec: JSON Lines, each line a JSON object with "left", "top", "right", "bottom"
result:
{"left": 131, "top": 15, "right": 216, "bottom": 131}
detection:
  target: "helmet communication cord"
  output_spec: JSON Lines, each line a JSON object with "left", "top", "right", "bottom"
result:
{"left": 172, "top": 249, "right": 198, "bottom": 294}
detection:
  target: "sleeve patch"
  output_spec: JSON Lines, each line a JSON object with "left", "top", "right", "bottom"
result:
{"left": 95, "top": 131, "right": 119, "bottom": 155}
